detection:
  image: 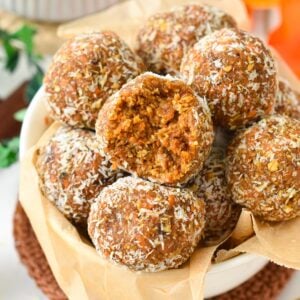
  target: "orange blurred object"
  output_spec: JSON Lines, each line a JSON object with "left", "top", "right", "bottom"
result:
{"left": 269, "top": 0, "right": 300, "bottom": 77}
{"left": 245, "top": 0, "right": 279, "bottom": 8}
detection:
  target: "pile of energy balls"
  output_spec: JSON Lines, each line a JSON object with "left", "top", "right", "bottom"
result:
{"left": 36, "top": 4, "right": 300, "bottom": 272}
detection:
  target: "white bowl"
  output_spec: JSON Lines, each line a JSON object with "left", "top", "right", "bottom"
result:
{"left": 19, "top": 87, "right": 269, "bottom": 298}
{"left": 0, "top": 0, "right": 121, "bottom": 22}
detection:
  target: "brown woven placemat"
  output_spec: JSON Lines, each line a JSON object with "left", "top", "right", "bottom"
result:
{"left": 13, "top": 202, "right": 294, "bottom": 300}
{"left": 13, "top": 203, "right": 67, "bottom": 300}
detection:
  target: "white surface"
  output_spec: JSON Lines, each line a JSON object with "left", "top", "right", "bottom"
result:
{"left": 0, "top": 53, "right": 32, "bottom": 99}
{"left": 0, "top": 53, "right": 51, "bottom": 100}
{"left": 0, "top": 163, "right": 45, "bottom": 300}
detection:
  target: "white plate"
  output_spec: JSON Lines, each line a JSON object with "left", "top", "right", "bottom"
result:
{"left": 19, "top": 87, "right": 269, "bottom": 298}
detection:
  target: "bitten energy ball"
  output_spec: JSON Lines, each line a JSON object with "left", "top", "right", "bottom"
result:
{"left": 226, "top": 115, "right": 300, "bottom": 221}
{"left": 96, "top": 72, "right": 214, "bottom": 186}
{"left": 36, "top": 126, "right": 123, "bottom": 225}
{"left": 44, "top": 31, "right": 145, "bottom": 129}
{"left": 189, "top": 147, "right": 241, "bottom": 245}
{"left": 275, "top": 78, "right": 300, "bottom": 119}
{"left": 136, "top": 4, "right": 236, "bottom": 75}
{"left": 180, "top": 28, "right": 277, "bottom": 130}
{"left": 88, "top": 177, "right": 206, "bottom": 272}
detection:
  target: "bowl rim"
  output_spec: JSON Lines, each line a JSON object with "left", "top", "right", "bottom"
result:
{"left": 20, "top": 86, "right": 46, "bottom": 159}
{"left": 19, "top": 86, "right": 265, "bottom": 274}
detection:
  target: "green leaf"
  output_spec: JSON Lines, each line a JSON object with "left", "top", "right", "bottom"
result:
{"left": 7, "top": 136, "right": 20, "bottom": 152}
{"left": 3, "top": 40, "right": 20, "bottom": 72}
{"left": 0, "top": 29, "right": 10, "bottom": 40}
{"left": 0, "top": 137, "right": 19, "bottom": 168}
{"left": 1, "top": 24, "right": 43, "bottom": 85}
{"left": 14, "top": 108, "right": 27, "bottom": 122}
{"left": 11, "top": 25, "right": 37, "bottom": 56}
{"left": 25, "top": 68, "right": 44, "bottom": 103}
{"left": 0, "top": 146, "right": 13, "bottom": 168}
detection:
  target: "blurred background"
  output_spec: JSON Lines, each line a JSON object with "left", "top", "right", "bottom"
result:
{"left": 0, "top": 0, "right": 299, "bottom": 299}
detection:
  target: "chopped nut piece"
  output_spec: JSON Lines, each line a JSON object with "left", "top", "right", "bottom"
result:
{"left": 268, "top": 159, "right": 279, "bottom": 172}
{"left": 160, "top": 217, "right": 172, "bottom": 234}
{"left": 223, "top": 65, "right": 232, "bottom": 72}
{"left": 247, "top": 63, "right": 254, "bottom": 71}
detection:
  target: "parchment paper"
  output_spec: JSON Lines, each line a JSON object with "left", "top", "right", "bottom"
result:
{"left": 215, "top": 216, "right": 300, "bottom": 270}
{"left": 57, "top": 0, "right": 250, "bottom": 49}
{"left": 19, "top": 1, "right": 300, "bottom": 299}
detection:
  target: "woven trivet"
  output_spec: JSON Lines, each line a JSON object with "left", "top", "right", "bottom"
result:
{"left": 13, "top": 202, "right": 294, "bottom": 300}
{"left": 13, "top": 202, "right": 67, "bottom": 300}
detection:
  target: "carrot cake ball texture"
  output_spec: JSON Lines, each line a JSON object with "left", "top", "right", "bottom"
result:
{"left": 189, "top": 147, "right": 241, "bottom": 245}
{"left": 180, "top": 28, "right": 277, "bottom": 130}
{"left": 96, "top": 72, "right": 214, "bottom": 186}
{"left": 226, "top": 115, "right": 300, "bottom": 221}
{"left": 44, "top": 31, "right": 145, "bottom": 129}
{"left": 88, "top": 177, "right": 206, "bottom": 272}
{"left": 275, "top": 78, "right": 300, "bottom": 119}
{"left": 136, "top": 4, "right": 237, "bottom": 75}
{"left": 36, "top": 126, "right": 123, "bottom": 226}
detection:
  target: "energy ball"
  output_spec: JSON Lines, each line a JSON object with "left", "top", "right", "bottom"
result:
{"left": 275, "top": 78, "right": 300, "bottom": 119}
{"left": 136, "top": 4, "right": 236, "bottom": 75}
{"left": 44, "top": 31, "right": 145, "bottom": 129}
{"left": 226, "top": 115, "right": 300, "bottom": 221}
{"left": 36, "top": 126, "right": 123, "bottom": 226}
{"left": 180, "top": 28, "right": 277, "bottom": 130}
{"left": 189, "top": 147, "right": 241, "bottom": 245}
{"left": 96, "top": 72, "right": 214, "bottom": 186}
{"left": 88, "top": 177, "right": 206, "bottom": 272}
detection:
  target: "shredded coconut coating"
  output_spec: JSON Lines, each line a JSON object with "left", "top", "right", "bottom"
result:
{"left": 226, "top": 115, "right": 300, "bottom": 221}
{"left": 136, "top": 4, "right": 236, "bottom": 76}
{"left": 275, "top": 78, "right": 300, "bottom": 120}
{"left": 44, "top": 31, "right": 145, "bottom": 129}
{"left": 188, "top": 147, "right": 241, "bottom": 245}
{"left": 180, "top": 28, "right": 277, "bottom": 130}
{"left": 96, "top": 72, "right": 214, "bottom": 186}
{"left": 35, "top": 126, "right": 124, "bottom": 226}
{"left": 88, "top": 177, "right": 206, "bottom": 272}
